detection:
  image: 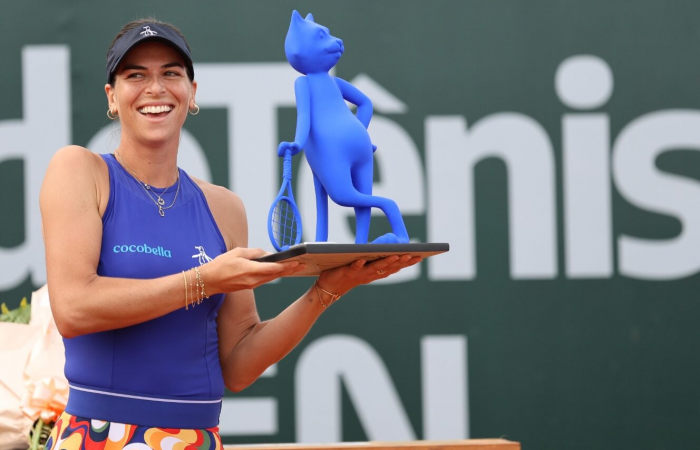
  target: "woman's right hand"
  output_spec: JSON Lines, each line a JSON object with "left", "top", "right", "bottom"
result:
{"left": 203, "top": 247, "right": 305, "bottom": 294}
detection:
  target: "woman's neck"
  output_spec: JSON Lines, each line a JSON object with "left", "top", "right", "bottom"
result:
{"left": 115, "top": 135, "right": 179, "bottom": 188}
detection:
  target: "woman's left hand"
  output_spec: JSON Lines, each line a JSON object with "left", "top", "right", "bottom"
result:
{"left": 316, "top": 254, "right": 423, "bottom": 298}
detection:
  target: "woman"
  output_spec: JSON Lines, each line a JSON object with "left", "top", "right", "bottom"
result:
{"left": 40, "top": 18, "right": 421, "bottom": 449}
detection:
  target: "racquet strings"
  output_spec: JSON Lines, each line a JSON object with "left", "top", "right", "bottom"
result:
{"left": 272, "top": 198, "right": 300, "bottom": 249}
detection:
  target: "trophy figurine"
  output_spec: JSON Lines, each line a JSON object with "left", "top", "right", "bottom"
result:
{"left": 264, "top": 10, "right": 447, "bottom": 273}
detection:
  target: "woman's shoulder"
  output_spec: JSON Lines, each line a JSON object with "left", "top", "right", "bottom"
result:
{"left": 46, "top": 145, "right": 108, "bottom": 178}
{"left": 44, "top": 146, "right": 110, "bottom": 213}
{"left": 52, "top": 145, "right": 101, "bottom": 160}
{"left": 190, "top": 177, "right": 247, "bottom": 249}
{"left": 49, "top": 146, "right": 109, "bottom": 177}
{"left": 190, "top": 177, "right": 244, "bottom": 215}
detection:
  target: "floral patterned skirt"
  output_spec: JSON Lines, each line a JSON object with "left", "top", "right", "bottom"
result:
{"left": 46, "top": 412, "right": 222, "bottom": 450}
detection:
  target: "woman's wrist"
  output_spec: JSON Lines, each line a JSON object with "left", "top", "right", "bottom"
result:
{"left": 316, "top": 273, "right": 348, "bottom": 298}
{"left": 313, "top": 279, "right": 342, "bottom": 309}
{"left": 196, "top": 261, "right": 221, "bottom": 296}
{"left": 181, "top": 267, "right": 211, "bottom": 309}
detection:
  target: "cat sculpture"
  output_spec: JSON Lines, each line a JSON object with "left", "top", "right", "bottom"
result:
{"left": 278, "top": 10, "right": 409, "bottom": 245}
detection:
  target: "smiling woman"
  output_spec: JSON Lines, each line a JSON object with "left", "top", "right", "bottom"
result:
{"left": 39, "top": 17, "right": 422, "bottom": 450}
{"left": 107, "top": 40, "right": 195, "bottom": 159}
{"left": 104, "top": 20, "right": 197, "bottom": 168}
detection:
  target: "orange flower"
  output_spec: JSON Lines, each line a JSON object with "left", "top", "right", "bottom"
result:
{"left": 20, "top": 376, "right": 69, "bottom": 423}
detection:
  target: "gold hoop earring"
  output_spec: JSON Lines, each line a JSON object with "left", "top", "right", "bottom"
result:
{"left": 188, "top": 104, "right": 200, "bottom": 116}
{"left": 107, "top": 108, "right": 118, "bottom": 120}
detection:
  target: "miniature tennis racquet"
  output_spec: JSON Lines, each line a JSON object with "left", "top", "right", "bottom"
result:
{"left": 268, "top": 148, "right": 303, "bottom": 251}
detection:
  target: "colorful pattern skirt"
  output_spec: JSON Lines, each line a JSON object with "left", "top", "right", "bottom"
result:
{"left": 46, "top": 412, "right": 222, "bottom": 450}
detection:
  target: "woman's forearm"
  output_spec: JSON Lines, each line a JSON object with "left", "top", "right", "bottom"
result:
{"left": 221, "top": 285, "right": 327, "bottom": 392}
{"left": 218, "top": 256, "right": 421, "bottom": 392}
{"left": 49, "top": 272, "right": 189, "bottom": 338}
{"left": 48, "top": 246, "right": 302, "bottom": 339}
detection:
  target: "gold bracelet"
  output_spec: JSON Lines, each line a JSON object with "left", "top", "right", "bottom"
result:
{"left": 182, "top": 270, "right": 189, "bottom": 310}
{"left": 188, "top": 269, "right": 195, "bottom": 307}
{"left": 187, "top": 269, "right": 200, "bottom": 308}
{"left": 184, "top": 267, "right": 209, "bottom": 310}
{"left": 314, "top": 282, "right": 328, "bottom": 309}
{"left": 314, "top": 280, "right": 341, "bottom": 309}
{"left": 194, "top": 267, "right": 208, "bottom": 302}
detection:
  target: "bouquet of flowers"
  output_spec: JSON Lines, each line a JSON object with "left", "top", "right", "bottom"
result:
{"left": 0, "top": 286, "right": 67, "bottom": 450}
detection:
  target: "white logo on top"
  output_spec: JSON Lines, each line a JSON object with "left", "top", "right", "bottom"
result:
{"left": 140, "top": 26, "right": 158, "bottom": 37}
{"left": 192, "top": 246, "right": 213, "bottom": 265}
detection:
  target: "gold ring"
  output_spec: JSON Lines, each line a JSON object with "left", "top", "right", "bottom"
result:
{"left": 377, "top": 269, "right": 386, "bottom": 275}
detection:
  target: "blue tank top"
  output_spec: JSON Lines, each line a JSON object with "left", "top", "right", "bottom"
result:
{"left": 63, "top": 154, "right": 227, "bottom": 429}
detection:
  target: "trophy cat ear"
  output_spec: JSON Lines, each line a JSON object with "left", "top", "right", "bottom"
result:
{"left": 292, "top": 10, "right": 304, "bottom": 23}
{"left": 286, "top": 11, "right": 305, "bottom": 73}
{"left": 305, "top": 13, "right": 315, "bottom": 23}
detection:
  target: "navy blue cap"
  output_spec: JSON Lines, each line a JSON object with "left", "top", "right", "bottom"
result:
{"left": 106, "top": 23, "right": 194, "bottom": 84}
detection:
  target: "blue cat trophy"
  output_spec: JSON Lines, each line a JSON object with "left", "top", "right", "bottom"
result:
{"left": 262, "top": 10, "right": 448, "bottom": 274}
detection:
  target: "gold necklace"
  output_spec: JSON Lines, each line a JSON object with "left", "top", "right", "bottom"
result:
{"left": 114, "top": 152, "right": 181, "bottom": 217}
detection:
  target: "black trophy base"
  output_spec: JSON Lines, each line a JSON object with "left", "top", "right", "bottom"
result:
{"left": 255, "top": 242, "right": 449, "bottom": 277}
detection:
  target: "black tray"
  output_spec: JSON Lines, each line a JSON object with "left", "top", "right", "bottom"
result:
{"left": 256, "top": 242, "right": 449, "bottom": 276}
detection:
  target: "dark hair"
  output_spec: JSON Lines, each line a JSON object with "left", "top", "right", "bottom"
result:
{"left": 107, "top": 18, "right": 194, "bottom": 85}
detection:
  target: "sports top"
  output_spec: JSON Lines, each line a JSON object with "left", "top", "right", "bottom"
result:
{"left": 63, "top": 154, "right": 227, "bottom": 429}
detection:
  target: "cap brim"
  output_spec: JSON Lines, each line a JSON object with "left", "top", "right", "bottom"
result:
{"left": 106, "top": 23, "right": 194, "bottom": 83}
